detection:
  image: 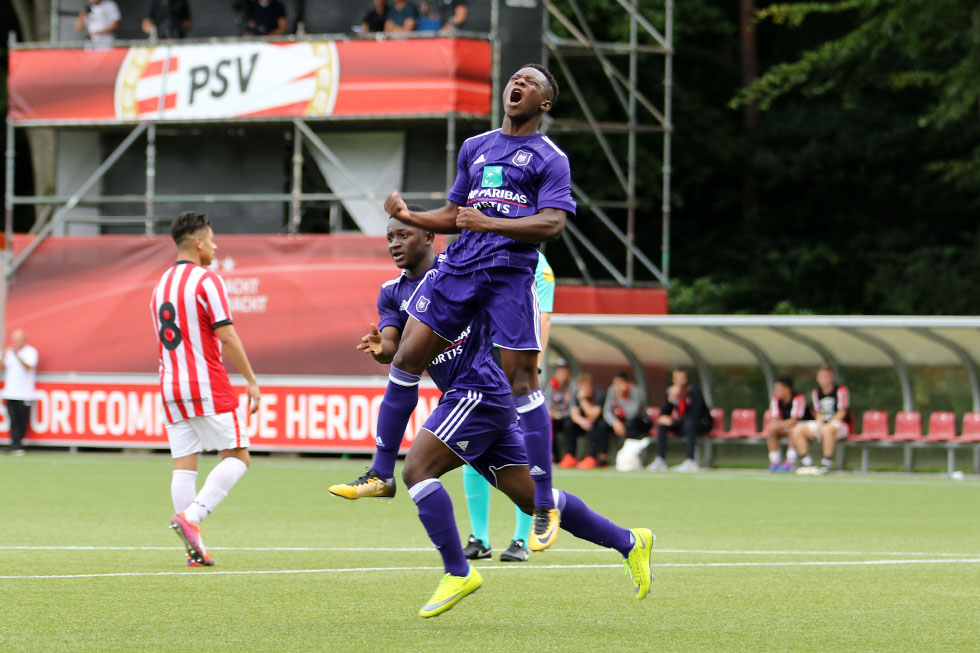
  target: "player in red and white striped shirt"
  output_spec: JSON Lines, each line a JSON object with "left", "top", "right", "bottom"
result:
{"left": 151, "top": 210, "right": 260, "bottom": 566}
{"left": 763, "top": 376, "right": 808, "bottom": 472}
{"left": 790, "top": 364, "right": 852, "bottom": 474}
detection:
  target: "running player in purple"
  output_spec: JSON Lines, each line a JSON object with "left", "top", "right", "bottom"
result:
{"left": 336, "top": 212, "right": 654, "bottom": 617}
{"left": 332, "top": 63, "right": 573, "bottom": 552}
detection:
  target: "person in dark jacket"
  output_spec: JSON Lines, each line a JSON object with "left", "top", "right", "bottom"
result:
{"left": 648, "top": 368, "right": 712, "bottom": 472}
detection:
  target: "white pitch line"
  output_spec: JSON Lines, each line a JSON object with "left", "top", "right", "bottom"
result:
{"left": 1, "top": 545, "right": 979, "bottom": 557}
{"left": 3, "top": 558, "right": 980, "bottom": 580}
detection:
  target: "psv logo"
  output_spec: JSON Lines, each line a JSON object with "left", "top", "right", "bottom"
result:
{"left": 415, "top": 295, "right": 431, "bottom": 313}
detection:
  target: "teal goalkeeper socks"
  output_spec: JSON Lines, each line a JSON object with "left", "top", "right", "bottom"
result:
{"left": 513, "top": 503, "right": 532, "bottom": 547}
{"left": 462, "top": 465, "right": 491, "bottom": 546}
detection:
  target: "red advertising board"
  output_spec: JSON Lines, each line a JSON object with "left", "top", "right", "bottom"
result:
{"left": 0, "top": 375, "right": 441, "bottom": 452}
{"left": 8, "top": 38, "right": 491, "bottom": 124}
{"left": 6, "top": 234, "right": 416, "bottom": 378}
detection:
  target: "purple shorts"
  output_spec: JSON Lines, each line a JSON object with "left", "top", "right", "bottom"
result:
{"left": 420, "top": 389, "right": 527, "bottom": 486}
{"left": 406, "top": 266, "right": 541, "bottom": 351}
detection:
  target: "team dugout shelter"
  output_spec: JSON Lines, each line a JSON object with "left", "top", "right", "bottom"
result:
{"left": 547, "top": 315, "right": 980, "bottom": 474}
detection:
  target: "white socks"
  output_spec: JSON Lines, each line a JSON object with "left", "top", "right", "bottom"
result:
{"left": 786, "top": 449, "right": 799, "bottom": 465}
{"left": 171, "top": 470, "right": 198, "bottom": 513}
{"left": 184, "top": 457, "right": 248, "bottom": 525}
{"left": 801, "top": 454, "right": 813, "bottom": 467}
{"left": 768, "top": 450, "right": 780, "bottom": 465}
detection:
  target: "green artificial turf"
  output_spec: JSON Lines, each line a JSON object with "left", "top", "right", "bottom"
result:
{"left": 1, "top": 453, "right": 978, "bottom": 651}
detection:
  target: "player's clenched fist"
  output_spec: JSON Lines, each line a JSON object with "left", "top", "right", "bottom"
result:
{"left": 356, "top": 323, "right": 384, "bottom": 357}
{"left": 384, "top": 191, "right": 410, "bottom": 221}
{"left": 455, "top": 206, "right": 493, "bottom": 232}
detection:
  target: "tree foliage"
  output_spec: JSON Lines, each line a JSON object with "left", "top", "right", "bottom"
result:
{"left": 545, "top": 0, "right": 980, "bottom": 315}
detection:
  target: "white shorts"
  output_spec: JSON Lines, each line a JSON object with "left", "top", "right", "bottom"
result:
{"left": 165, "top": 410, "right": 248, "bottom": 459}
{"left": 799, "top": 420, "right": 850, "bottom": 440}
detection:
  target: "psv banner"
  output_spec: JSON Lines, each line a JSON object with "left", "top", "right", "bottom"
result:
{"left": 8, "top": 38, "right": 491, "bottom": 124}
{"left": 0, "top": 375, "right": 441, "bottom": 452}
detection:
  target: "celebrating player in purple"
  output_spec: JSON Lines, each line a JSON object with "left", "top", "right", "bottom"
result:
{"left": 331, "top": 63, "right": 573, "bottom": 552}
{"left": 344, "top": 211, "right": 654, "bottom": 617}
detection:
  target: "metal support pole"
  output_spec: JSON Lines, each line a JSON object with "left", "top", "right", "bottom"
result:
{"left": 849, "top": 329, "right": 914, "bottom": 412}
{"left": 446, "top": 112, "right": 457, "bottom": 192}
{"left": 571, "top": 183, "right": 666, "bottom": 283}
{"left": 4, "top": 120, "right": 14, "bottom": 259}
{"left": 646, "top": 327, "right": 714, "bottom": 407}
{"left": 713, "top": 327, "right": 775, "bottom": 398}
{"left": 9, "top": 123, "right": 147, "bottom": 279}
{"left": 662, "top": 0, "right": 673, "bottom": 284}
{"left": 576, "top": 326, "right": 648, "bottom": 398}
{"left": 292, "top": 118, "right": 377, "bottom": 203}
{"left": 51, "top": 0, "right": 61, "bottom": 41}
{"left": 782, "top": 328, "right": 845, "bottom": 382}
{"left": 626, "top": 0, "right": 637, "bottom": 285}
{"left": 289, "top": 122, "right": 303, "bottom": 234}
{"left": 144, "top": 123, "right": 156, "bottom": 236}
{"left": 919, "top": 329, "right": 980, "bottom": 413}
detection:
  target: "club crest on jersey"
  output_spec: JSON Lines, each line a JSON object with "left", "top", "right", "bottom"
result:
{"left": 512, "top": 150, "right": 533, "bottom": 166}
{"left": 481, "top": 166, "right": 503, "bottom": 188}
{"left": 415, "top": 295, "right": 431, "bottom": 313}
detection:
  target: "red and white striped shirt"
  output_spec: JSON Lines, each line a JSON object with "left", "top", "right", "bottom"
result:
{"left": 150, "top": 261, "right": 236, "bottom": 424}
{"left": 771, "top": 393, "right": 807, "bottom": 420}
{"left": 812, "top": 385, "right": 850, "bottom": 423}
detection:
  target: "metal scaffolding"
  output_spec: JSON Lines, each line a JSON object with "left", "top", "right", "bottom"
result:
{"left": 543, "top": 0, "right": 673, "bottom": 287}
{"left": 4, "top": 2, "right": 673, "bottom": 287}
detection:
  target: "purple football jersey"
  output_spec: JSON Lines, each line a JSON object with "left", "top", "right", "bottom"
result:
{"left": 376, "top": 260, "right": 512, "bottom": 396}
{"left": 444, "top": 129, "right": 577, "bottom": 273}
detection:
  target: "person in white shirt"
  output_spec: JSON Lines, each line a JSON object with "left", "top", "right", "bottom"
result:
{"left": 1, "top": 329, "right": 39, "bottom": 455}
{"left": 75, "top": 0, "right": 122, "bottom": 44}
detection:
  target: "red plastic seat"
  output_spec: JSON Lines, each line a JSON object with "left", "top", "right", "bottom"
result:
{"left": 892, "top": 411, "right": 923, "bottom": 441}
{"left": 925, "top": 411, "right": 956, "bottom": 442}
{"left": 727, "top": 408, "right": 758, "bottom": 438}
{"left": 852, "top": 411, "right": 889, "bottom": 441}
{"left": 709, "top": 408, "right": 725, "bottom": 437}
{"left": 961, "top": 412, "right": 980, "bottom": 442}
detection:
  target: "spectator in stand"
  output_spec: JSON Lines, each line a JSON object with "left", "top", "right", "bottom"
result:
{"left": 361, "top": 0, "right": 388, "bottom": 33}
{"left": 142, "top": 0, "right": 192, "bottom": 38}
{"left": 763, "top": 376, "right": 808, "bottom": 472}
{"left": 570, "top": 372, "right": 609, "bottom": 469}
{"left": 437, "top": 0, "right": 467, "bottom": 31}
{"left": 789, "top": 364, "right": 852, "bottom": 474}
{"left": 1, "top": 329, "right": 39, "bottom": 456}
{"left": 547, "top": 360, "right": 577, "bottom": 467}
{"left": 245, "top": 0, "right": 289, "bottom": 36}
{"left": 606, "top": 372, "right": 651, "bottom": 472}
{"left": 416, "top": 1, "right": 443, "bottom": 31}
{"left": 647, "top": 368, "right": 712, "bottom": 473}
{"left": 74, "top": 0, "right": 121, "bottom": 44}
{"left": 384, "top": 0, "right": 419, "bottom": 32}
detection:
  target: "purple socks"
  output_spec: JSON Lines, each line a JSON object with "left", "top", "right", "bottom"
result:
{"left": 372, "top": 365, "right": 422, "bottom": 479}
{"left": 515, "top": 390, "right": 554, "bottom": 509}
{"left": 556, "top": 489, "right": 634, "bottom": 557}
{"left": 410, "top": 479, "right": 469, "bottom": 577}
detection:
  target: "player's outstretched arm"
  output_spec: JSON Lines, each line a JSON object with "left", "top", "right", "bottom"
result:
{"left": 356, "top": 323, "right": 402, "bottom": 365}
{"left": 455, "top": 207, "right": 566, "bottom": 243}
{"left": 384, "top": 192, "right": 460, "bottom": 234}
{"left": 215, "top": 324, "right": 261, "bottom": 414}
